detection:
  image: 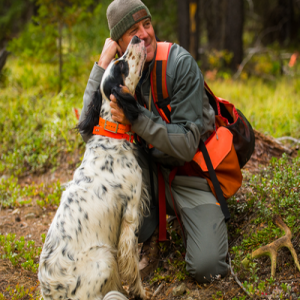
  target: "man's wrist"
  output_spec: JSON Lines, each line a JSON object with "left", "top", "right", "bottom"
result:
{"left": 98, "top": 58, "right": 110, "bottom": 69}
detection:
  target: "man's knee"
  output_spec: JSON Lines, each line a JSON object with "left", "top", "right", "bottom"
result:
{"left": 186, "top": 251, "right": 229, "bottom": 283}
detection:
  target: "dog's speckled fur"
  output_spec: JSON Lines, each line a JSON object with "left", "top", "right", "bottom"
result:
{"left": 38, "top": 36, "right": 149, "bottom": 300}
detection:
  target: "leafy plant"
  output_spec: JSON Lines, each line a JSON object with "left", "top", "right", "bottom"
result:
{"left": 0, "top": 234, "right": 42, "bottom": 272}
{"left": 0, "top": 176, "right": 35, "bottom": 207}
{"left": 0, "top": 284, "right": 40, "bottom": 300}
{"left": 0, "top": 175, "right": 62, "bottom": 208}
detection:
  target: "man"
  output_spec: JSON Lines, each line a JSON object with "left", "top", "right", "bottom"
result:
{"left": 79, "top": 0, "right": 229, "bottom": 284}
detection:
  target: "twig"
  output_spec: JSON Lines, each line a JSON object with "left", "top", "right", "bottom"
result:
{"left": 228, "top": 253, "right": 251, "bottom": 297}
{"left": 245, "top": 0, "right": 253, "bottom": 12}
{"left": 279, "top": 278, "right": 300, "bottom": 283}
{"left": 233, "top": 48, "right": 260, "bottom": 79}
{"left": 276, "top": 136, "right": 300, "bottom": 144}
{"left": 254, "top": 18, "right": 288, "bottom": 47}
{"left": 153, "top": 282, "right": 165, "bottom": 297}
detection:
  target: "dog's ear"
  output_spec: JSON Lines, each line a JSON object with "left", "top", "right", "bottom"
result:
{"left": 76, "top": 89, "right": 102, "bottom": 135}
{"left": 111, "top": 86, "right": 141, "bottom": 123}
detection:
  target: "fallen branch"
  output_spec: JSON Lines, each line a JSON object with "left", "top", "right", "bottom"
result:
{"left": 228, "top": 253, "right": 250, "bottom": 297}
{"left": 153, "top": 282, "right": 165, "bottom": 297}
{"left": 242, "top": 215, "right": 300, "bottom": 277}
{"left": 276, "top": 136, "right": 300, "bottom": 144}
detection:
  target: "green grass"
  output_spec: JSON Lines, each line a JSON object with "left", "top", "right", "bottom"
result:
{"left": 0, "top": 284, "right": 40, "bottom": 300}
{"left": 0, "top": 175, "right": 63, "bottom": 208}
{"left": 0, "top": 58, "right": 88, "bottom": 176}
{"left": 1, "top": 57, "right": 299, "bottom": 177}
{"left": 0, "top": 233, "right": 44, "bottom": 273}
{"left": 208, "top": 78, "right": 300, "bottom": 138}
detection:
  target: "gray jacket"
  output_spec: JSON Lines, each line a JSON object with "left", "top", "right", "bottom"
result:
{"left": 80, "top": 43, "right": 215, "bottom": 168}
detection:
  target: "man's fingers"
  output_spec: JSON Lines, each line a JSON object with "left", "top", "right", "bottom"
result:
{"left": 98, "top": 38, "right": 121, "bottom": 69}
{"left": 110, "top": 94, "right": 117, "bottom": 102}
{"left": 117, "top": 45, "right": 123, "bottom": 58}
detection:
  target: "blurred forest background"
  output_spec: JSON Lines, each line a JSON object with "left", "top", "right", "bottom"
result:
{"left": 0, "top": 0, "right": 300, "bottom": 177}
{"left": 1, "top": 0, "right": 300, "bottom": 88}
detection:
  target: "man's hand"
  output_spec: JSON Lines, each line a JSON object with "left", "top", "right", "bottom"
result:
{"left": 110, "top": 94, "right": 131, "bottom": 125}
{"left": 98, "top": 38, "right": 123, "bottom": 69}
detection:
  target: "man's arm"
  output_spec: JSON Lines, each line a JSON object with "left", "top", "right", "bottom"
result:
{"left": 79, "top": 38, "right": 122, "bottom": 142}
{"left": 132, "top": 47, "right": 215, "bottom": 163}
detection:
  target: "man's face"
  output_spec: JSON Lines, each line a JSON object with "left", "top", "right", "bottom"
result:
{"left": 119, "top": 18, "right": 157, "bottom": 66}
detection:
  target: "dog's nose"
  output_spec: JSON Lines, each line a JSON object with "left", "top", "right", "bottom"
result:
{"left": 131, "top": 35, "right": 141, "bottom": 44}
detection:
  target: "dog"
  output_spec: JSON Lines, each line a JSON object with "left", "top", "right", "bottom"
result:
{"left": 38, "top": 36, "right": 150, "bottom": 300}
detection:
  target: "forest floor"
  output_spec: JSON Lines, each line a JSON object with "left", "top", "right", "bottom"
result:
{"left": 0, "top": 133, "right": 300, "bottom": 300}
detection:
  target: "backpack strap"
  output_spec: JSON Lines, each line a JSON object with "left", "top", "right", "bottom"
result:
{"left": 150, "top": 42, "right": 172, "bottom": 123}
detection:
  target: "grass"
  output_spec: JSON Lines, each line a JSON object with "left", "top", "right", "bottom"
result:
{"left": 0, "top": 233, "right": 44, "bottom": 273}
{"left": 208, "top": 77, "right": 300, "bottom": 138}
{"left": 0, "top": 58, "right": 89, "bottom": 177}
{"left": 1, "top": 56, "right": 300, "bottom": 299}
{"left": 0, "top": 175, "right": 63, "bottom": 208}
{"left": 0, "top": 284, "right": 40, "bottom": 300}
{"left": 1, "top": 57, "right": 300, "bottom": 178}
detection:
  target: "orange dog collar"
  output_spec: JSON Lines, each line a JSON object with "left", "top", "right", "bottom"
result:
{"left": 93, "top": 118, "right": 134, "bottom": 143}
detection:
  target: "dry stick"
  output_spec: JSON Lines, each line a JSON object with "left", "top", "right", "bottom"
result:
{"left": 228, "top": 252, "right": 251, "bottom": 297}
{"left": 242, "top": 215, "right": 300, "bottom": 277}
{"left": 276, "top": 136, "right": 300, "bottom": 144}
{"left": 153, "top": 282, "right": 165, "bottom": 297}
{"left": 234, "top": 18, "right": 288, "bottom": 80}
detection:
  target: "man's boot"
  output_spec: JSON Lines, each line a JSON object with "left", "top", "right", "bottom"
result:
{"left": 139, "top": 227, "right": 160, "bottom": 279}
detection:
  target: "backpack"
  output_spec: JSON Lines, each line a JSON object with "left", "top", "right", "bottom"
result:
{"left": 150, "top": 42, "right": 255, "bottom": 224}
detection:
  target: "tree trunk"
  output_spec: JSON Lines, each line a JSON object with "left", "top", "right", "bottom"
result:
{"left": 224, "top": 0, "right": 244, "bottom": 70}
{"left": 177, "top": 0, "right": 189, "bottom": 51}
{"left": 244, "top": 129, "right": 298, "bottom": 172}
{"left": 204, "top": 0, "right": 244, "bottom": 71}
{"left": 204, "top": 0, "right": 223, "bottom": 50}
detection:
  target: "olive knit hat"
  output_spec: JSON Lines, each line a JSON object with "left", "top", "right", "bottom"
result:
{"left": 107, "top": 0, "right": 151, "bottom": 41}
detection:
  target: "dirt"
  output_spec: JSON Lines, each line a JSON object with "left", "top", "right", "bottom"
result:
{"left": 0, "top": 132, "right": 299, "bottom": 299}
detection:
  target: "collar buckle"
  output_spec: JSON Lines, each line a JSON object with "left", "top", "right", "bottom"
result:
{"left": 126, "top": 131, "right": 134, "bottom": 142}
{"left": 104, "top": 120, "right": 119, "bottom": 133}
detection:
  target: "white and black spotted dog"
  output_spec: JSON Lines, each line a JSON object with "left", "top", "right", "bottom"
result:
{"left": 38, "top": 36, "right": 151, "bottom": 300}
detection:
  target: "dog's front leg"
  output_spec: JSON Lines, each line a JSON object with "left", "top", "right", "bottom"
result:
{"left": 117, "top": 200, "right": 150, "bottom": 300}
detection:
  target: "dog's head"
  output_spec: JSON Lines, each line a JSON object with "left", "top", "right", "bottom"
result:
{"left": 77, "top": 36, "right": 147, "bottom": 137}
{"left": 101, "top": 35, "right": 147, "bottom": 100}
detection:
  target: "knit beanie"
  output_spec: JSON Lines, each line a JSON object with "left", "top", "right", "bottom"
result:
{"left": 107, "top": 0, "right": 151, "bottom": 41}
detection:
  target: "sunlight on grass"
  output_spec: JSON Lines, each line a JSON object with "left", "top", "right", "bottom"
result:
{"left": 0, "top": 57, "right": 91, "bottom": 176}
{"left": 208, "top": 78, "right": 300, "bottom": 138}
{"left": 1, "top": 56, "right": 299, "bottom": 177}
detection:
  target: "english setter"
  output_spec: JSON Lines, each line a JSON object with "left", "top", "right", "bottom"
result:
{"left": 38, "top": 36, "right": 150, "bottom": 300}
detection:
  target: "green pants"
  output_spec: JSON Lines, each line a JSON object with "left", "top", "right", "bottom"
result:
{"left": 137, "top": 148, "right": 229, "bottom": 283}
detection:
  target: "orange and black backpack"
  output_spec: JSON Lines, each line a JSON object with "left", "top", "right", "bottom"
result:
{"left": 150, "top": 42, "right": 255, "bottom": 228}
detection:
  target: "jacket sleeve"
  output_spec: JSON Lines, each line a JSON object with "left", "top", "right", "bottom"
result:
{"left": 131, "top": 49, "right": 211, "bottom": 163}
{"left": 79, "top": 62, "right": 105, "bottom": 143}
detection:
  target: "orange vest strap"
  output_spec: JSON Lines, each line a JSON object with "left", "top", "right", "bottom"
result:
{"left": 151, "top": 42, "right": 172, "bottom": 123}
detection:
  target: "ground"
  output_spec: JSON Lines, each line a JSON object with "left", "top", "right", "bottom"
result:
{"left": 0, "top": 135, "right": 300, "bottom": 300}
